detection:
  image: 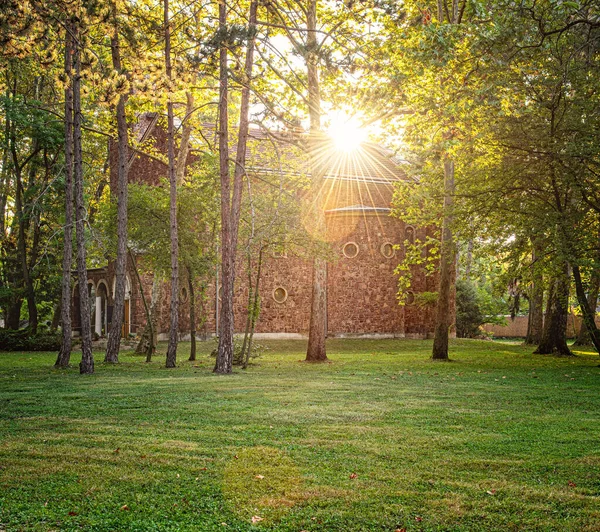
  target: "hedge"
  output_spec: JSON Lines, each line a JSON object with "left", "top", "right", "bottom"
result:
{"left": 0, "top": 329, "right": 61, "bottom": 351}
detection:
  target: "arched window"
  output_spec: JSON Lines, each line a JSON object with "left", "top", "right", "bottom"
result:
{"left": 405, "top": 226, "right": 415, "bottom": 245}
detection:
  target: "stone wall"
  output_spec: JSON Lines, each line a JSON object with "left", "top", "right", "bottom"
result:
{"left": 94, "top": 124, "right": 454, "bottom": 339}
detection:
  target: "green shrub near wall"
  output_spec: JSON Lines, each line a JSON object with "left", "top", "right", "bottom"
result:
{"left": 0, "top": 329, "right": 61, "bottom": 351}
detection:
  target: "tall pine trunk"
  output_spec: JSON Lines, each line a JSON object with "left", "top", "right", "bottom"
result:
{"left": 135, "top": 273, "right": 160, "bottom": 361}
{"left": 243, "top": 247, "right": 263, "bottom": 369}
{"left": 215, "top": 0, "right": 258, "bottom": 374}
{"left": 164, "top": 0, "right": 179, "bottom": 368}
{"left": 305, "top": 0, "right": 328, "bottom": 362}
{"left": 55, "top": 20, "right": 75, "bottom": 368}
{"left": 534, "top": 264, "right": 572, "bottom": 356}
{"left": 432, "top": 158, "right": 455, "bottom": 360}
{"left": 73, "top": 22, "right": 94, "bottom": 374}
{"left": 187, "top": 265, "right": 197, "bottom": 361}
{"left": 105, "top": 7, "right": 129, "bottom": 363}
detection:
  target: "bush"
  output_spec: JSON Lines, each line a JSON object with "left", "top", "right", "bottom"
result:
{"left": 455, "top": 279, "right": 485, "bottom": 338}
{"left": 0, "top": 329, "right": 61, "bottom": 351}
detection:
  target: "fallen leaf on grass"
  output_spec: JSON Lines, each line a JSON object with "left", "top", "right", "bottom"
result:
{"left": 120, "top": 505, "right": 129, "bottom": 511}
{"left": 68, "top": 511, "right": 78, "bottom": 516}
{"left": 415, "top": 516, "right": 422, "bottom": 522}
{"left": 251, "top": 515, "right": 263, "bottom": 523}
{"left": 255, "top": 474, "right": 265, "bottom": 479}
{"left": 395, "top": 528, "right": 406, "bottom": 532}
{"left": 486, "top": 489, "right": 496, "bottom": 496}
{"left": 349, "top": 472, "right": 358, "bottom": 479}
{"left": 568, "top": 481, "right": 576, "bottom": 488}
{"left": 113, "top": 448, "right": 120, "bottom": 454}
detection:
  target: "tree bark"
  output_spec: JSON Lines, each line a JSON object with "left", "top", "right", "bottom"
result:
{"left": 243, "top": 247, "right": 263, "bottom": 369}
{"left": 135, "top": 273, "right": 160, "bottom": 361}
{"left": 187, "top": 265, "right": 197, "bottom": 361}
{"left": 176, "top": 92, "right": 194, "bottom": 185}
{"left": 573, "top": 229, "right": 600, "bottom": 346}
{"left": 305, "top": 0, "right": 328, "bottom": 363}
{"left": 572, "top": 264, "right": 600, "bottom": 354}
{"left": 534, "top": 265, "right": 572, "bottom": 356}
{"left": 215, "top": 0, "right": 258, "bottom": 374}
{"left": 239, "top": 252, "right": 254, "bottom": 363}
{"left": 164, "top": 0, "right": 179, "bottom": 368}
{"left": 55, "top": 20, "right": 75, "bottom": 368}
{"left": 105, "top": 8, "right": 130, "bottom": 364}
{"left": 73, "top": 23, "right": 94, "bottom": 374}
{"left": 432, "top": 158, "right": 455, "bottom": 360}
{"left": 525, "top": 247, "right": 544, "bottom": 345}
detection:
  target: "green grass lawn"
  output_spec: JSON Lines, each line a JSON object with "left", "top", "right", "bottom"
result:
{"left": 0, "top": 339, "right": 599, "bottom": 531}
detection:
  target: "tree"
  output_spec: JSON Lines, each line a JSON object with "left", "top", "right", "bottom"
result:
{"left": 104, "top": 0, "right": 131, "bottom": 364}
{"left": 214, "top": 0, "right": 259, "bottom": 374}
{"left": 163, "top": 0, "right": 179, "bottom": 368}
{"left": 72, "top": 15, "right": 94, "bottom": 374}
{"left": 55, "top": 18, "right": 75, "bottom": 368}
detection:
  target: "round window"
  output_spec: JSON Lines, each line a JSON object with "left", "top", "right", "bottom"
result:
{"left": 380, "top": 242, "right": 395, "bottom": 258}
{"left": 342, "top": 241, "right": 359, "bottom": 258}
{"left": 405, "top": 291, "right": 416, "bottom": 305}
{"left": 272, "top": 286, "right": 288, "bottom": 304}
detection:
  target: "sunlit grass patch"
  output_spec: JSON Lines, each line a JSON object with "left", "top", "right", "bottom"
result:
{"left": 223, "top": 446, "right": 303, "bottom": 524}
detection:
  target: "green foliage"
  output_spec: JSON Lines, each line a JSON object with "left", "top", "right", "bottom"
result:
{"left": 0, "top": 328, "right": 60, "bottom": 351}
{"left": 394, "top": 237, "right": 440, "bottom": 304}
{"left": 456, "top": 279, "right": 507, "bottom": 338}
{"left": 455, "top": 279, "right": 485, "bottom": 338}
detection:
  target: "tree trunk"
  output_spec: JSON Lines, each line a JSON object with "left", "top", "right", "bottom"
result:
{"left": 11, "top": 139, "right": 38, "bottom": 333}
{"left": 176, "top": 92, "right": 194, "bottom": 185}
{"left": 105, "top": 10, "right": 129, "bottom": 364}
{"left": 214, "top": 0, "right": 233, "bottom": 374}
{"left": 73, "top": 23, "right": 94, "bottom": 374}
{"left": 243, "top": 247, "right": 263, "bottom": 369}
{"left": 164, "top": 0, "right": 179, "bottom": 368}
{"left": 525, "top": 247, "right": 544, "bottom": 345}
{"left": 573, "top": 229, "right": 600, "bottom": 346}
{"left": 305, "top": 0, "right": 328, "bottom": 362}
{"left": 6, "top": 299, "right": 21, "bottom": 330}
{"left": 55, "top": 20, "right": 75, "bottom": 368}
{"left": 464, "top": 239, "right": 473, "bottom": 279}
{"left": 534, "top": 265, "right": 572, "bottom": 356}
{"left": 187, "top": 265, "right": 197, "bottom": 361}
{"left": 432, "top": 158, "right": 455, "bottom": 360}
{"left": 239, "top": 252, "right": 253, "bottom": 364}
{"left": 135, "top": 273, "right": 160, "bottom": 361}
{"left": 572, "top": 264, "right": 600, "bottom": 354}
{"left": 215, "top": 0, "right": 258, "bottom": 374}
{"left": 128, "top": 248, "right": 154, "bottom": 362}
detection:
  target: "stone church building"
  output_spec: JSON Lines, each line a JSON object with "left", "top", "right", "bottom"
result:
{"left": 74, "top": 115, "right": 445, "bottom": 340}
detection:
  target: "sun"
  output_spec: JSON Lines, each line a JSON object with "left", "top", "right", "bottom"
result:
{"left": 327, "top": 113, "right": 367, "bottom": 152}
